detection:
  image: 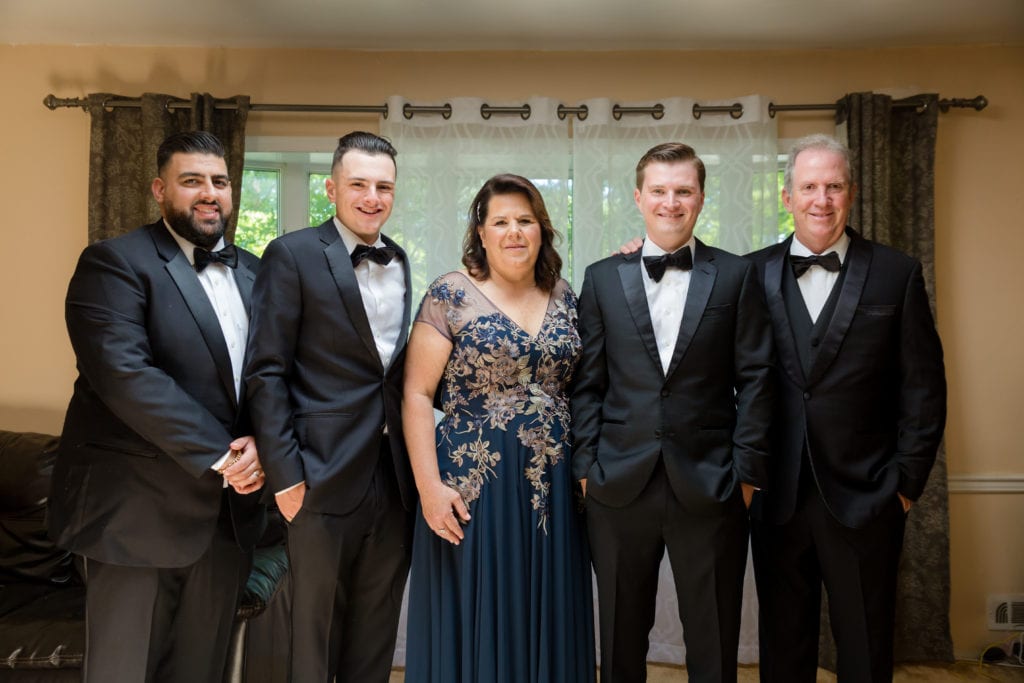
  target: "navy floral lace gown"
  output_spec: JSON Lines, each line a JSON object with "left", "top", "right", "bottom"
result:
{"left": 405, "top": 272, "right": 595, "bottom": 683}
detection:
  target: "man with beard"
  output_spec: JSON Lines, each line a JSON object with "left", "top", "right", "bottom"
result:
{"left": 49, "top": 131, "right": 267, "bottom": 682}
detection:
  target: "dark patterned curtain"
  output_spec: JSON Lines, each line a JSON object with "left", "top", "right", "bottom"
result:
{"left": 817, "top": 91, "right": 953, "bottom": 668}
{"left": 87, "top": 92, "right": 249, "bottom": 243}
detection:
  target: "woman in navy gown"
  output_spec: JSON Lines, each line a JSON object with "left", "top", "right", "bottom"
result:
{"left": 403, "top": 174, "right": 595, "bottom": 683}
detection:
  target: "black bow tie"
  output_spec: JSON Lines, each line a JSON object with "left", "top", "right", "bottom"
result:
{"left": 193, "top": 244, "right": 238, "bottom": 272}
{"left": 643, "top": 247, "right": 693, "bottom": 283}
{"left": 789, "top": 251, "right": 841, "bottom": 278}
{"left": 351, "top": 244, "right": 397, "bottom": 268}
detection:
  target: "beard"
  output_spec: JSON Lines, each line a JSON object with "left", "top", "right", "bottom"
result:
{"left": 163, "top": 202, "right": 228, "bottom": 250}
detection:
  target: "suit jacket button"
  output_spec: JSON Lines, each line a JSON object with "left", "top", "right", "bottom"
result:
{"left": 660, "top": 389, "right": 670, "bottom": 397}
{"left": 803, "top": 391, "right": 811, "bottom": 400}
{"left": 654, "top": 429, "right": 663, "bottom": 438}
{"left": 810, "top": 337, "right": 820, "bottom": 347}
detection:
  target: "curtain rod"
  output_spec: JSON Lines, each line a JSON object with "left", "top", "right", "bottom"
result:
{"left": 42, "top": 94, "right": 988, "bottom": 121}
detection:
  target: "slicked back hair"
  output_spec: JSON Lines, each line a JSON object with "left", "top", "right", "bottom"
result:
{"left": 332, "top": 131, "right": 397, "bottom": 171}
{"left": 156, "top": 131, "right": 226, "bottom": 175}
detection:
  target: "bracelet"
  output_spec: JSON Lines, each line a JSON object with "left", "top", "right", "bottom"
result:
{"left": 217, "top": 450, "right": 242, "bottom": 474}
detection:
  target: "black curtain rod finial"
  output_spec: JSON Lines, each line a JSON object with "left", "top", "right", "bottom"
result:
{"left": 938, "top": 95, "right": 988, "bottom": 113}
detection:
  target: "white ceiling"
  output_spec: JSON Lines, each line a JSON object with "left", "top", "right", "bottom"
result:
{"left": 3, "top": 0, "right": 1023, "bottom": 50}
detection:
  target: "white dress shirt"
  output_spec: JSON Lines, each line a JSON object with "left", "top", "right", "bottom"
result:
{"left": 334, "top": 218, "right": 406, "bottom": 369}
{"left": 790, "top": 232, "right": 850, "bottom": 323}
{"left": 165, "top": 223, "right": 249, "bottom": 473}
{"left": 641, "top": 236, "right": 695, "bottom": 375}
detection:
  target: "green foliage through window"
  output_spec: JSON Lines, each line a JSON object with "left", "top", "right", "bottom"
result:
{"left": 235, "top": 169, "right": 280, "bottom": 256}
{"left": 308, "top": 173, "right": 333, "bottom": 226}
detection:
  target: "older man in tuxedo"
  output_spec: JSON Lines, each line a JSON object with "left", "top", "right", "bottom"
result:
{"left": 747, "top": 134, "right": 946, "bottom": 682}
{"left": 245, "top": 131, "right": 416, "bottom": 683}
{"left": 49, "top": 130, "right": 266, "bottom": 682}
{"left": 572, "top": 142, "right": 773, "bottom": 683}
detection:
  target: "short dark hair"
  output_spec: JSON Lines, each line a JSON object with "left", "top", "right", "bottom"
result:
{"left": 156, "top": 131, "right": 226, "bottom": 174}
{"left": 332, "top": 131, "right": 397, "bottom": 170}
{"left": 635, "top": 142, "right": 706, "bottom": 192}
{"left": 463, "top": 174, "right": 563, "bottom": 293}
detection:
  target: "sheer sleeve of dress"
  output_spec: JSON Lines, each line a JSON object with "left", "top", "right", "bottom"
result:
{"left": 414, "top": 275, "right": 456, "bottom": 342}
{"left": 414, "top": 272, "right": 485, "bottom": 342}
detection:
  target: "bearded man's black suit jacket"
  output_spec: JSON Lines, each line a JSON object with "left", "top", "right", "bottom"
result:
{"left": 50, "top": 220, "right": 263, "bottom": 568}
{"left": 48, "top": 220, "right": 264, "bottom": 682}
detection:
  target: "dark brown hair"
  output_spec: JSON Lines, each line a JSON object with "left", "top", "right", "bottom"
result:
{"left": 635, "top": 142, "right": 706, "bottom": 192}
{"left": 156, "top": 131, "right": 225, "bottom": 174}
{"left": 332, "top": 131, "right": 397, "bottom": 171}
{"left": 462, "top": 174, "right": 562, "bottom": 292}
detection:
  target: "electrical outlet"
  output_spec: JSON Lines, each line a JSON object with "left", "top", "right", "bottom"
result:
{"left": 987, "top": 594, "right": 1024, "bottom": 630}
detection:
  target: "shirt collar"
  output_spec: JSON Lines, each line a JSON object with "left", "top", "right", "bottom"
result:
{"left": 333, "top": 217, "right": 385, "bottom": 255}
{"left": 642, "top": 235, "right": 696, "bottom": 259}
{"left": 163, "top": 220, "right": 225, "bottom": 266}
{"left": 790, "top": 230, "right": 850, "bottom": 263}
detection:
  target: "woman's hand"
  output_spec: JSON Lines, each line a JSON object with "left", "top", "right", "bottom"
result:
{"left": 420, "top": 481, "right": 471, "bottom": 545}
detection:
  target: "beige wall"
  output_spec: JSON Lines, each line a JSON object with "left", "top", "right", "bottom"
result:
{"left": 1, "top": 43, "right": 1021, "bottom": 657}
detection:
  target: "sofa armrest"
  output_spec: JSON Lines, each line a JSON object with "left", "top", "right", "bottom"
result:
{"left": 236, "top": 545, "right": 288, "bottom": 620}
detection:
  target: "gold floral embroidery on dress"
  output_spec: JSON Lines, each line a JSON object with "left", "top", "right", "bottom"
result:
{"left": 417, "top": 272, "right": 580, "bottom": 533}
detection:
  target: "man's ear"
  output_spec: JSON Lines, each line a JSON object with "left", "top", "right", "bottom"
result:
{"left": 325, "top": 177, "right": 337, "bottom": 205}
{"left": 151, "top": 177, "right": 165, "bottom": 203}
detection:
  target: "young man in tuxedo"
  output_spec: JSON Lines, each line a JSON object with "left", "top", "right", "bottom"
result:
{"left": 49, "top": 131, "right": 266, "bottom": 682}
{"left": 572, "top": 142, "right": 773, "bottom": 683}
{"left": 245, "top": 131, "right": 416, "bottom": 683}
{"left": 747, "top": 134, "right": 946, "bottom": 682}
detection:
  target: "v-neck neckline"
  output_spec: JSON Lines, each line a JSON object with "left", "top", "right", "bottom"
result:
{"left": 459, "top": 273, "right": 554, "bottom": 341}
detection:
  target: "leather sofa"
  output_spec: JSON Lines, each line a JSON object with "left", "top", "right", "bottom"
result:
{"left": 0, "top": 430, "right": 289, "bottom": 682}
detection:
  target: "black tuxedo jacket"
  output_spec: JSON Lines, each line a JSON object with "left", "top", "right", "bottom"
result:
{"left": 571, "top": 239, "right": 773, "bottom": 512}
{"left": 244, "top": 221, "right": 416, "bottom": 515}
{"left": 49, "top": 221, "right": 264, "bottom": 568}
{"left": 747, "top": 228, "right": 946, "bottom": 528}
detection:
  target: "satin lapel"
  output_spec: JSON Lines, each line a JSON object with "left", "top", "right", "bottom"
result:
{"left": 665, "top": 240, "right": 714, "bottom": 378}
{"left": 320, "top": 223, "right": 382, "bottom": 367}
{"left": 232, "top": 256, "right": 256, "bottom": 313}
{"left": 764, "top": 238, "right": 806, "bottom": 387}
{"left": 617, "top": 254, "right": 663, "bottom": 374}
{"left": 383, "top": 233, "right": 412, "bottom": 364}
{"left": 806, "top": 229, "right": 871, "bottom": 386}
{"left": 153, "top": 225, "right": 238, "bottom": 406}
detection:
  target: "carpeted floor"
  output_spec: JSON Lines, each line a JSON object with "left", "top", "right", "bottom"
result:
{"left": 389, "top": 661, "right": 1024, "bottom": 681}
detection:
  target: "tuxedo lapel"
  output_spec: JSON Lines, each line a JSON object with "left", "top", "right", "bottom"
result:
{"left": 806, "top": 229, "right": 871, "bottom": 386}
{"left": 665, "top": 240, "right": 714, "bottom": 378}
{"left": 764, "top": 238, "right": 807, "bottom": 387}
{"left": 617, "top": 254, "right": 663, "bottom": 373}
{"left": 232, "top": 257, "right": 256, "bottom": 313}
{"left": 382, "top": 233, "right": 412, "bottom": 365}
{"left": 152, "top": 224, "right": 238, "bottom": 406}
{"left": 320, "top": 222, "right": 383, "bottom": 368}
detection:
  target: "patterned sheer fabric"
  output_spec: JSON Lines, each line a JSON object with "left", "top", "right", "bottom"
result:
{"left": 384, "top": 95, "right": 779, "bottom": 667}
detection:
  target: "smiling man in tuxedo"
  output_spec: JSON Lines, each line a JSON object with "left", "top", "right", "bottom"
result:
{"left": 49, "top": 131, "right": 266, "bottom": 683}
{"left": 245, "top": 131, "right": 416, "bottom": 683}
{"left": 572, "top": 142, "right": 773, "bottom": 683}
{"left": 746, "top": 134, "right": 946, "bottom": 682}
